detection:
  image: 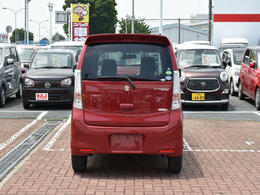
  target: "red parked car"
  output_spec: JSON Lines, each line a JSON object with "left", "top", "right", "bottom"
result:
{"left": 71, "top": 34, "right": 183, "bottom": 173}
{"left": 239, "top": 47, "right": 260, "bottom": 110}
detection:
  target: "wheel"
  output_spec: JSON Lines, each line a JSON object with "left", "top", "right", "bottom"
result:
{"left": 71, "top": 155, "right": 87, "bottom": 172}
{"left": 238, "top": 82, "right": 245, "bottom": 100}
{"left": 16, "top": 82, "right": 22, "bottom": 98}
{"left": 168, "top": 156, "right": 182, "bottom": 173}
{"left": 23, "top": 100, "right": 30, "bottom": 109}
{"left": 255, "top": 88, "right": 260, "bottom": 111}
{"left": 0, "top": 87, "right": 6, "bottom": 108}
{"left": 230, "top": 80, "right": 235, "bottom": 96}
{"left": 220, "top": 103, "right": 229, "bottom": 110}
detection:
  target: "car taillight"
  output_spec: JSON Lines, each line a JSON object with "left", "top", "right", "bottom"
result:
{"left": 171, "top": 71, "right": 181, "bottom": 110}
{"left": 73, "top": 69, "right": 83, "bottom": 109}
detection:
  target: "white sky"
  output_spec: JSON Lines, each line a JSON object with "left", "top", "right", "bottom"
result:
{"left": 0, "top": 0, "right": 208, "bottom": 41}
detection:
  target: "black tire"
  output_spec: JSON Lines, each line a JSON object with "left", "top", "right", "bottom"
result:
{"left": 230, "top": 80, "right": 236, "bottom": 96}
{"left": 16, "top": 82, "right": 22, "bottom": 98}
{"left": 71, "top": 155, "right": 88, "bottom": 172}
{"left": 0, "top": 87, "right": 6, "bottom": 108}
{"left": 168, "top": 156, "right": 182, "bottom": 173}
{"left": 238, "top": 82, "right": 245, "bottom": 100}
{"left": 23, "top": 100, "right": 30, "bottom": 109}
{"left": 220, "top": 103, "right": 229, "bottom": 111}
{"left": 255, "top": 88, "right": 260, "bottom": 111}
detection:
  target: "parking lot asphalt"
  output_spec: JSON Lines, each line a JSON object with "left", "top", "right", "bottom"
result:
{"left": 0, "top": 119, "right": 259, "bottom": 194}
{"left": 0, "top": 95, "right": 260, "bottom": 194}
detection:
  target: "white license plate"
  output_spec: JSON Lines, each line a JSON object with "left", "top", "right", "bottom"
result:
{"left": 35, "top": 93, "right": 48, "bottom": 101}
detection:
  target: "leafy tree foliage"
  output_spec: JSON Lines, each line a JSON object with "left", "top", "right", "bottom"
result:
{"left": 52, "top": 32, "right": 66, "bottom": 42}
{"left": 63, "top": 0, "right": 118, "bottom": 35}
{"left": 118, "top": 16, "right": 151, "bottom": 34}
{"left": 10, "top": 28, "right": 34, "bottom": 43}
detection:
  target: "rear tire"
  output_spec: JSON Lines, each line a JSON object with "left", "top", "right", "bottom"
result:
{"left": 71, "top": 155, "right": 88, "bottom": 172}
{"left": 16, "top": 82, "right": 22, "bottom": 98}
{"left": 23, "top": 100, "right": 30, "bottom": 109}
{"left": 255, "top": 88, "right": 260, "bottom": 111}
{"left": 238, "top": 82, "right": 245, "bottom": 100}
{"left": 0, "top": 87, "right": 6, "bottom": 108}
{"left": 168, "top": 156, "right": 182, "bottom": 173}
{"left": 230, "top": 80, "right": 235, "bottom": 96}
{"left": 220, "top": 103, "right": 229, "bottom": 110}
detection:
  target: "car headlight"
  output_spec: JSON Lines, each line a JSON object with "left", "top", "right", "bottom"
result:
{"left": 61, "top": 78, "right": 72, "bottom": 86}
{"left": 220, "top": 72, "right": 228, "bottom": 81}
{"left": 180, "top": 71, "right": 186, "bottom": 82}
{"left": 24, "top": 78, "right": 35, "bottom": 87}
{"left": 234, "top": 68, "right": 240, "bottom": 76}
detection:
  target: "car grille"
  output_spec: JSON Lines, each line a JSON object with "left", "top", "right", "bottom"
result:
{"left": 34, "top": 80, "right": 61, "bottom": 88}
{"left": 187, "top": 79, "right": 220, "bottom": 91}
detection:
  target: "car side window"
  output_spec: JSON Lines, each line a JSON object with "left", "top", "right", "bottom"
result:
{"left": 4, "top": 48, "right": 12, "bottom": 61}
{"left": 222, "top": 52, "right": 227, "bottom": 61}
{"left": 10, "top": 48, "right": 18, "bottom": 62}
{"left": 243, "top": 49, "right": 250, "bottom": 65}
{"left": 250, "top": 50, "right": 256, "bottom": 63}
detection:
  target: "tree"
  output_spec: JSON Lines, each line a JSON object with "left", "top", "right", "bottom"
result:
{"left": 118, "top": 16, "right": 151, "bottom": 34}
{"left": 9, "top": 28, "right": 34, "bottom": 43}
{"left": 63, "top": 0, "right": 118, "bottom": 35}
{"left": 52, "top": 32, "right": 66, "bottom": 42}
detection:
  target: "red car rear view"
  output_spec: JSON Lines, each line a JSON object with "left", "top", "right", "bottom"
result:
{"left": 71, "top": 34, "right": 183, "bottom": 173}
{"left": 238, "top": 47, "right": 260, "bottom": 110}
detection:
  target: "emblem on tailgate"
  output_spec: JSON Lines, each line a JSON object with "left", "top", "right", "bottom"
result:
{"left": 124, "top": 85, "right": 130, "bottom": 91}
{"left": 45, "top": 82, "right": 51, "bottom": 88}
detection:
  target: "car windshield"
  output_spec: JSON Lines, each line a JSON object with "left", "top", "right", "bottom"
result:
{"left": 0, "top": 48, "right": 3, "bottom": 62}
{"left": 82, "top": 43, "right": 173, "bottom": 81}
{"left": 233, "top": 49, "right": 244, "bottom": 65}
{"left": 18, "top": 48, "right": 34, "bottom": 62}
{"left": 178, "top": 49, "right": 221, "bottom": 69}
{"left": 31, "top": 53, "right": 72, "bottom": 69}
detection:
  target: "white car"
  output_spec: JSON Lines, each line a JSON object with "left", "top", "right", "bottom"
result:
{"left": 222, "top": 48, "right": 245, "bottom": 96}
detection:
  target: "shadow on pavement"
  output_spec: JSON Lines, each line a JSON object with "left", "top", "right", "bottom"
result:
{"left": 77, "top": 152, "right": 203, "bottom": 179}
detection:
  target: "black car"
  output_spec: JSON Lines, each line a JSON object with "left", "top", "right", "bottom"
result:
{"left": 22, "top": 49, "right": 77, "bottom": 109}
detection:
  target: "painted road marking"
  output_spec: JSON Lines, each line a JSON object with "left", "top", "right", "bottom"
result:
{"left": 183, "top": 138, "right": 193, "bottom": 151}
{"left": 0, "top": 111, "right": 44, "bottom": 113}
{"left": 0, "top": 111, "right": 48, "bottom": 151}
{"left": 254, "top": 112, "right": 260, "bottom": 117}
{"left": 43, "top": 115, "right": 71, "bottom": 151}
{"left": 245, "top": 141, "right": 255, "bottom": 146}
{"left": 184, "top": 111, "right": 257, "bottom": 114}
{"left": 185, "top": 149, "right": 260, "bottom": 153}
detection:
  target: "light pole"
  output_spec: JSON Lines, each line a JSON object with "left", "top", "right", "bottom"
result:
{"left": 159, "top": 0, "right": 163, "bottom": 35}
{"left": 131, "top": 0, "right": 134, "bottom": 33}
{"left": 24, "top": 0, "right": 31, "bottom": 44}
{"left": 30, "top": 19, "right": 49, "bottom": 42}
{"left": 2, "top": 7, "right": 24, "bottom": 43}
{"left": 48, "top": 2, "right": 54, "bottom": 44}
{"left": 66, "top": 8, "right": 71, "bottom": 41}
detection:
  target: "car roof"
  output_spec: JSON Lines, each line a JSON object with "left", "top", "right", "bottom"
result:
{"left": 177, "top": 44, "right": 218, "bottom": 51}
{"left": 0, "top": 43, "right": 16, "bottom": 48}
{"left": 183, "top": 40, "right": 210, "bottom": 45}
{"left": 51, "top": 41, "right": 84, "bottom": 47}
{"left": 220, "top": 38, "right": 248, "bottom": 44}
{"left": 36, "top": 49, "right": 75, "bottom": 55}
{"left": 85, "top": 33, "right": 171, "bottom": 46}
{"left": 223, "top": 48, "right": 246, "bottom": 53}
{"left": 247, "top": 46, "right": 260, "bottom": 51}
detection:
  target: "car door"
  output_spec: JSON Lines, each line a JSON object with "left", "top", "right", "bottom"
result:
{"left": 4, "top": 47, "right": 16, "bottom": 95}
{"left": 248, "top": 49, "right": 258, "bottom": 99}
{"left": 10, "top": 47, "right": 21, "bottom": 92}
{"left": 240, "top": 49, "right": 251, "bottom": 96}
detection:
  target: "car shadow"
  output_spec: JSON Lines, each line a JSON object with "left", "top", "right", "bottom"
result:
{"left": 29, "top": 103, "right": 72, "bottom": 111}
{"left": 77, "top": 152, "right": 203, "bottom": 179}
{"left": 2, "top": 96, "right": 22, "bottom": 109}
{"left": 182, "top": 104, "right": 226, "bottom": 111}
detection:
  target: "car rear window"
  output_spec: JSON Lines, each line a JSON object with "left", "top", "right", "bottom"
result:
{"left": 81, "top": 43, "right": 173, "bottom": 81}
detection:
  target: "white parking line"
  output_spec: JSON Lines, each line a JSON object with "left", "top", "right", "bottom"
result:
{"left": 0, "top": 111, "right": 44, "bottom": 113}
{"left": 0, "top": 111, "right": 48, "bottom": 151}
{"left": 43, "top": 115, "right": 71, "bottom": 151}
{"left": 183, "top": 111, "right": 256, "bottom": 114}
{"left": 183, "top": 138, "right": 193, "bottom": 151}
{"left": 254, "top": 112, "right": 260, "bottom": 117}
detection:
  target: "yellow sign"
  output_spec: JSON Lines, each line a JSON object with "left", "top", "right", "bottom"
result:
{"left": 71, "top": 4, "right": 89, "bottom": 23}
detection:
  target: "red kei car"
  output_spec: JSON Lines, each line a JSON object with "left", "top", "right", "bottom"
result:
{"left": 238, "top": 47, "right": 260, "bottom": 110}
{"left": 71, "top": 34, "right": 183, "bottom": 173}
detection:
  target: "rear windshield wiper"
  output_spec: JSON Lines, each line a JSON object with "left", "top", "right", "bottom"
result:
{"left": 96, "top": 76, "right": 136, "bottom": 89}
{"left": 184, "top": 65, "right": 220, "bottom": 69}
{"left": 56, "top": 66, "right": 72, "bottom": 69}
{"left": 33, "top": 66, "right": 55, "bottom": 69}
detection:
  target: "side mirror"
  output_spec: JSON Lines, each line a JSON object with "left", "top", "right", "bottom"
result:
{"left": 6, "top": 58, "right": 14, "bottom": 65}
{"left": 222, "top": 61, "right": 227, "bottom": 68}
{"left": 23, "top": 63, "right": 30, "bottom": 69}
{"left": 73, "top": 63, "right": 77, "bottom": 69}
{"left": 250, "top": 61, "right": 255, "bottom": 68}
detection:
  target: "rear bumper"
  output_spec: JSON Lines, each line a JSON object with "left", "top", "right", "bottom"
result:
{"left": 71, "top": 108, "right": 183, "bottom": 157}
{"left": 181, "top": 99, "right": 229, "bottom": 104}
